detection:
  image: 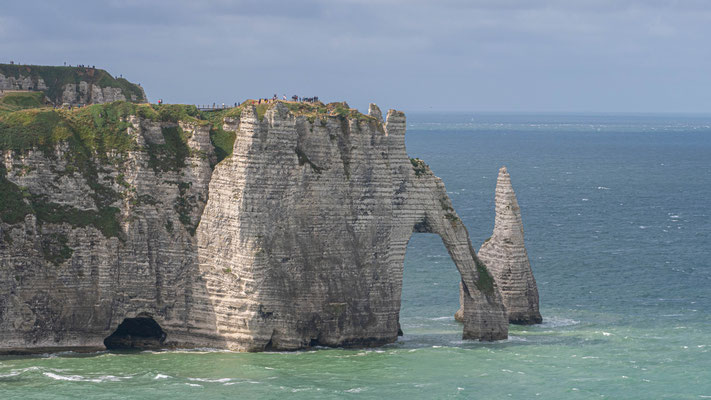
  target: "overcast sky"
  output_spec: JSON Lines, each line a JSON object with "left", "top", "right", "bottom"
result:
{"left": 2, "top": 0, "right": 710, "bottom": 113}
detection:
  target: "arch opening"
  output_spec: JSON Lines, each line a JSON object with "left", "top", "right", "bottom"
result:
{"left": 399, "top": 232, "right": 462, "bottom": 337}
{"left": 103, "top": 314, "right": 167, "bottom": 350}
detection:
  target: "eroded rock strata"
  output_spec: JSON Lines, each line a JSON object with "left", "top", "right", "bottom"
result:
{"left": 456, "top": 167, "right": 542, "bottom": 324}
{"left": 0, "top": 100, "right": 508, "bottom": 352}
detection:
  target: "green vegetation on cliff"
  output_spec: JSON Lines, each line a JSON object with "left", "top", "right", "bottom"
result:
{"left": 475, "top": 260, "right": 496, "bottom": 296}
{"left": 0, "top": 64, "right": 145, "bottom": 104}
{"left": 410, "top": 158, "right": 428, "bottom": 177}
{"left": 0, "top": 162, "right": 121, "bottom": 241}
{"left": 0, "top": 164, "right": 33, "bottom": 225}
{"left": 0, "top": 92, "right": 47, "bottom": 114}
{"left": 0, "top": 102, "right": 204, "bottom": 155}
{"left": 0, "top": 99, "right": 379, "bottom": 169}
{"left": 0, "top": 102, "right": 202, "bottom": 240}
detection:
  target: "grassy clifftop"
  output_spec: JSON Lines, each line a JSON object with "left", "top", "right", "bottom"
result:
{"left": 0, "top": 99, "right": 377, "bottom": 164}
{"left": 0, "top": 92, "right": 48, "bottom": 114}
{"left": 0, "top": 64, "right": 146, "bottom": 104}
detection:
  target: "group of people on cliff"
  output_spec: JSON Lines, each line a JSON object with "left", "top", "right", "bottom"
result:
{"left": 255, "top": 94, "right": 320, "bottom": 104}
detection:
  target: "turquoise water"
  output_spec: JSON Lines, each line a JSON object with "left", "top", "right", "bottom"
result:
{"left": 2, "top": 113, "right": 710, "bottom": 399}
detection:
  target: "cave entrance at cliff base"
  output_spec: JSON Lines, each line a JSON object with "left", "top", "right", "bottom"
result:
{"left": 400, "top": 232, "right": 462, "bottom": 336}
{"left": 103, "top": 314, "right": 167, "bottom": 350}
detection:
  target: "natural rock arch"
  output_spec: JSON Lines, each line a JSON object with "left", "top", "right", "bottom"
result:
{"left": 390, "top": 173, "right": 508, "bottom": 342}
{"left": 193, "top": 103, "right": 508, "bottom": 350}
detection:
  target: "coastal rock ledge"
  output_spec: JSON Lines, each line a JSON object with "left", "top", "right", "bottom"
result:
{"left": 0, "top": 101, "right": 509, "bottom": 352}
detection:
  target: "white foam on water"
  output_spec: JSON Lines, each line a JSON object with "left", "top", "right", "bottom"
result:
{"left": 0, "top": 366, "right": 43, "bottom": 378}
{"left": 185, "top": 383, "right": 203, "bottom": 387}
{"left": 345, "top": 388, "right": 365, "bottom": 393}
{"left": 597, "top": 186, "right": 610, "bottom": 190}
{"left": 187, "top": 377, "right": 232, "bottom": 383}
{"left": 169, "top": 347, "right": 232, "bottom": 354}
{"left": 154, "top": 374, "right": 171, "bottom": 380}
{"left": 43, "top": 372, "right": 130, "bottom": 383}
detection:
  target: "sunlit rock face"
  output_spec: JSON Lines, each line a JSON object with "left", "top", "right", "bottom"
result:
{"left": 194, "top": 103, "right": 508, "bottom": 350}
{"left": 0, "top": 102, "right": 508, "bottom": 353}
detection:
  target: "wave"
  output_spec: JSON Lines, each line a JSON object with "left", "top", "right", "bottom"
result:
{"left": 43, "top": 372, "right": 131, "bottom": 383}
{"left": 187, "top": 377, "right": 232, "bottom": 383}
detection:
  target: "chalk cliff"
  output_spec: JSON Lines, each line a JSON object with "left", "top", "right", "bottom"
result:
{"left": 0, "top": 103, "right": 214, "bottom": 350}
{"left": 456, "top": 167, "right": 541, "bottom": 324}
{"left": 0, "top": 64, "right": 146, "bottom": 106}
{"left": 0, "top": 100, "right": 508, "bottom": 352}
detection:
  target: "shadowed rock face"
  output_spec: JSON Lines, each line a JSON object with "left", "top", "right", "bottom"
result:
{"left": 0, "top": 102, "right": 508, "bottom": 353}
{"left": 458, "top": 167, "right": 541, "bottom": 325}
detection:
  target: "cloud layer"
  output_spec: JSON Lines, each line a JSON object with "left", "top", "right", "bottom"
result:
{"left": 2, "top": 0, "right": 710, "bottom": 112}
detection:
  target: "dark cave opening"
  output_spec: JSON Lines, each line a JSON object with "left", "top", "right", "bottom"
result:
{"left": 103, "top": 315, "right": 167, "bottom": 350}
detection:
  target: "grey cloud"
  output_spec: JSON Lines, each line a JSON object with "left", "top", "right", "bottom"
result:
{"left": 1, "top": 0, "right": 710, "bottom": 112}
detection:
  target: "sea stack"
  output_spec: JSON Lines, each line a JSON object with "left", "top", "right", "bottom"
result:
{"left": 481, "top": 166, "right": 541, "bottom": 324}
{"left": 456, "top": 166, "right": 542, "bottom": 324}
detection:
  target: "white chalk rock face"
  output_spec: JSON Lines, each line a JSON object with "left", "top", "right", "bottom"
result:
{"left": 457, "top": 167, "right": 542, "bottom": 324}
{"left": 193, "top": 103, "right": 508, "bottom": 350}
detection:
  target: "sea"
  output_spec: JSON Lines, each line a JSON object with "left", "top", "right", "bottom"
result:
{"left": 1, "top": 113, "right": 710, "bottom": 399}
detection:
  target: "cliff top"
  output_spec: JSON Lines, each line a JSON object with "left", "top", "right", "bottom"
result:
{"left": 202, "top": 100, "right": 378, "bottom": 124}
{"left": 0, "top": 99, "right": 386, "bottom": 164}
{"left": 0, "top": 63, "right": 146, "bottom": 104}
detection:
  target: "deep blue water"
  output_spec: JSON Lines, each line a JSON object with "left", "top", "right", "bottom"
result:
{"left": 1, "top": 113, "right": 710, "bottom": 399}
